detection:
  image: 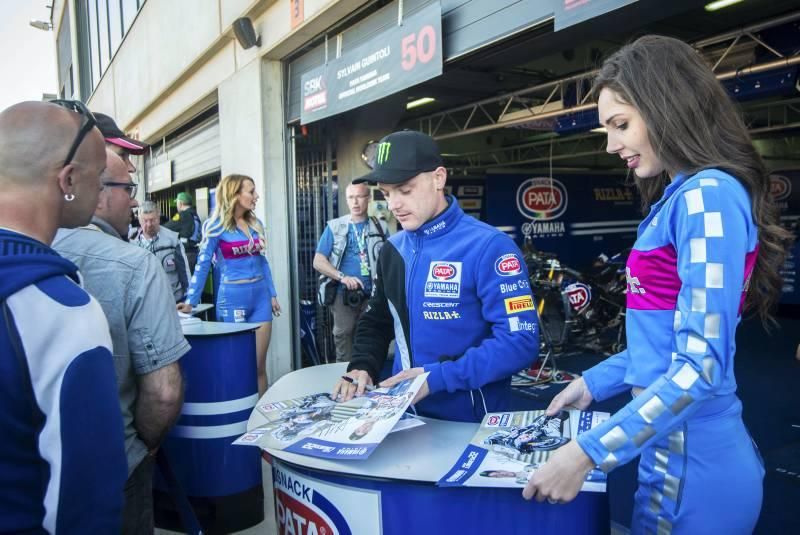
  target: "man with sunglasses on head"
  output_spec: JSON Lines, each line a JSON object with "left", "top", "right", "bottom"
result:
{"left": 0, "top": 100, "right": 128, "bottom": 532}
{"left": 54, "top": 148, "right": 188, "bottom": 534}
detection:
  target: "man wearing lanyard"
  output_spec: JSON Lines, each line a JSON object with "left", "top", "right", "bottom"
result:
{"left": 314, "top": 183, "right": 389, "bottom": 362}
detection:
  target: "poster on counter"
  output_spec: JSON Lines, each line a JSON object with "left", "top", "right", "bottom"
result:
{"left": 438, "top": 409, "right": 609, "bottom": 492}
{"left": 234, "top": 374, "right": 427, "bottom": 460}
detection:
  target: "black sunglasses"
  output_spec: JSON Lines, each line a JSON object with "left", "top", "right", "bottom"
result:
{"left": 51, "top": 99, "right": 97, "bottom": 167}
{"left": 102, "top": 181, "right": 138, "bottom": 199}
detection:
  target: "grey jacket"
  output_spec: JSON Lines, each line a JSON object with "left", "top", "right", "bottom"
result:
{"left": 318, "top": 215, "right": 388, "bottom": 305}
{"left": 133, "top": 226, "right": 191, "bottom": 302}
{"left": 53, "top": 218, "right": 190, "bottom": 474}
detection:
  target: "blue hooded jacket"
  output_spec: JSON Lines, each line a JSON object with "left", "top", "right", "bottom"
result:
{"left": 0, "top": 229, "right": 127, "bottom": 533}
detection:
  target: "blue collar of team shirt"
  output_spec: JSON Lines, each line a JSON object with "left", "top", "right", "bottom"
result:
{"left": 410, "top": 195, "right": 463, "bottom": 239}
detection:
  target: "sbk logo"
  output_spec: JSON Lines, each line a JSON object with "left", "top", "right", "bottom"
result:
{"left": 431, "top": 263, "right": 457, "bottom": 280}
{"left": 494, "top": 254, "right": 522, "bottom": 277}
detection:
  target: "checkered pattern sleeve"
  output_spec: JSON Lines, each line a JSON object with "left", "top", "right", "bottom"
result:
{"left": 577, "top": 176, "right": 753, "bottom": 471}
{"left": 185, "top": 231, "right": 220, "bottom": 306}
{"left": 582, "top": 349, "right": 631, "bottom": 402}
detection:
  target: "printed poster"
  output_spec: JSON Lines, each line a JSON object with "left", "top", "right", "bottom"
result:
{"left": 438, "top": 409, "right": 609, "bottom": 492}
{"left": 235, "top": 374, "right": 427, "bottom": 460}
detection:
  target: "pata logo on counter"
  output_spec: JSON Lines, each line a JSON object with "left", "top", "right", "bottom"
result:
{"left": 272, "top": 461, "right": 381, "bottom": 535}
{"left": 274, "top": 466, "right": 347, "bottom": 535}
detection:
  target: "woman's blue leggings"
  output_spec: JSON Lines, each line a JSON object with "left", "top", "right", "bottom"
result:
{"left": 631, "top": 394, "right": 764, "bottom": 534}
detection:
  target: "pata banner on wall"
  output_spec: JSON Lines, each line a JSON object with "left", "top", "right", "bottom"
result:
{"left": 300, "top": 2, "right": 443, "bottom": 125}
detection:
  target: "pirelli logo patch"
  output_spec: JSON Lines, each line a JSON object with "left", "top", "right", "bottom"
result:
{"left": 504, "top": 295, "right": 534, "bottom": 315}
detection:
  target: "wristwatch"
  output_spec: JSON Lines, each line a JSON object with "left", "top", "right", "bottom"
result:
{"left": 338, "top": 271, "right": 345, "bottom": 281}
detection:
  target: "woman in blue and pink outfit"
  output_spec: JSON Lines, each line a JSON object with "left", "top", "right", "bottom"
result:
{"left": 523, "top": 36, "right": 791, "bottom": 534}
{"left": 180, "top": 174, "right": 280, "bottom": 395}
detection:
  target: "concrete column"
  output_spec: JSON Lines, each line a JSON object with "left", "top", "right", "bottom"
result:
{"left": 218, "top": 58, "right": 292, "bottom": 384}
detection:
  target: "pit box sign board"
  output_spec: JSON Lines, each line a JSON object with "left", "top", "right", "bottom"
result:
{"left": 300, "top": 2, "right": 443, "bottom": 124}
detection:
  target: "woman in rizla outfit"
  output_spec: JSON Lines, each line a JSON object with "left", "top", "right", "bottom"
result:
{"left": 179, "top": 174, "right": 281, "bottom": 395}
{"left": 523, "top": 35, "right": 791, "bottom": 534}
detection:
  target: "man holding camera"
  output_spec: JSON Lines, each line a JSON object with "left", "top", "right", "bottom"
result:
{"left": 314, "top": 183, "right": 389, "bottom": 362}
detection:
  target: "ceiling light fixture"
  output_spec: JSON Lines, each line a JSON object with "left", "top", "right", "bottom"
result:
{"left": 704, "top": 0, "right": 745, "bottom": 12}
{"left": 590, "top": 127, "right": 608, "bottom": 134}
{"left": 406, "top": 97, "right": 436, "bottom": 110}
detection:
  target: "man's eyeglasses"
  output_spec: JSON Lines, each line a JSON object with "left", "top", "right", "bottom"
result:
{"left": 50, "top": 99, "right": 97, "bottom": 167}
{"left": 103, "top": 181, "right": 138, "bottom": 199}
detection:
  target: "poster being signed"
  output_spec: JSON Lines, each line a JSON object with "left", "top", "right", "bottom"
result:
{"left": 235, "top": 374, "right": 427, "bottom": 460}
{"left": 438, "top": 409, "right": 609, "bottom": 492}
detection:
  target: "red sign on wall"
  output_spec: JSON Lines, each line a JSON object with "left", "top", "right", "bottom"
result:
{"left": 290, "top": 0, "right": 304, "bottom": 30}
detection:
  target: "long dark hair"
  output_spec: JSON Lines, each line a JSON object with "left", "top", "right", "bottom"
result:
{"left": 593, "top": 35, "right": 792, "bottom": 324}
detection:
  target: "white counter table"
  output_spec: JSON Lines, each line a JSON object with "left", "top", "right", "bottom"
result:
{"left": 249, "top": 364, "right": 609, "bottom": 534}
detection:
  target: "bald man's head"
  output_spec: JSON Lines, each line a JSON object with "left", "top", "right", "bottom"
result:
{"left": 0, "top": 101, "right": 105, "bottom": 186}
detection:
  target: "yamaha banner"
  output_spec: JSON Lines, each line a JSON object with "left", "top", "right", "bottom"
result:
{"left": 485, "top": 173, "right": 641, "bottom": 270}
{"left": 300, "top": 2, "right": 443, "bottom": 125}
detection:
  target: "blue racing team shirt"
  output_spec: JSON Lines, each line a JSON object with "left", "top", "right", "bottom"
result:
{"left": 349, "top": 198, "right": 541, "bottom": 421}
{"left": 316, "top": 221, "right": 372, "bottom": 293}
{"left": 577, "top": 169, "right": 759, "bottom": 472}
{"left": 186, "top": 219, "right": 277, "bottom": 306}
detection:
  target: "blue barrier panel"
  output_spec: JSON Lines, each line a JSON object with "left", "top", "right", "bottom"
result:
{"left": 155, "top": 322, "right": 263, "bottom": 533}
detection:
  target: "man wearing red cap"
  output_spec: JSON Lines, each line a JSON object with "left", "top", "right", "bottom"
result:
{"left": 93, "top": 112, "right": 148, "bottom": 173}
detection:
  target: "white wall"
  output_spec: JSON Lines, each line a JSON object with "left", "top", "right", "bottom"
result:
{"left": 69, "top": 0, "right": 370, "bottom": 139}
{"left": 218, "top": 59, "right": 292, "bottom": 383}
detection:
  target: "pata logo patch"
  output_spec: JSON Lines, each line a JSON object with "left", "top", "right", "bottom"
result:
{"left": 495, "top": 253, "right": 523, "bottom": 277}
{"left": 425, "top": 261, "right": 462, "bottom": 298}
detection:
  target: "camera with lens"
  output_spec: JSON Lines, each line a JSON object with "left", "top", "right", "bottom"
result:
{"left": 343, "top": 288, "right": 369, "bottom": 308}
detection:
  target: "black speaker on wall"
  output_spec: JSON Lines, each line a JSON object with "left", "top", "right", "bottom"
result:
{"left": 233, "top": 17, "right": 261, "bottom": 49}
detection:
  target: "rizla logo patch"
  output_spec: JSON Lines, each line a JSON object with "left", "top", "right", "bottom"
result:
{"left": 376, "top": 142, "right": 392, "bottom": 165}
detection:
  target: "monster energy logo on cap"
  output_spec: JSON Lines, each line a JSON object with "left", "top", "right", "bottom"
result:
{"left": 376, "top": 142, "right": 392, "bottom": 166}
{"left": 353, "top": 130, "right": 444, "bottom": 185}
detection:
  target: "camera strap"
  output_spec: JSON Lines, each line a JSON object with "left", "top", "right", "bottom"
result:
{"left": 351, "top": 220, "right": 370, "bottom": 277}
